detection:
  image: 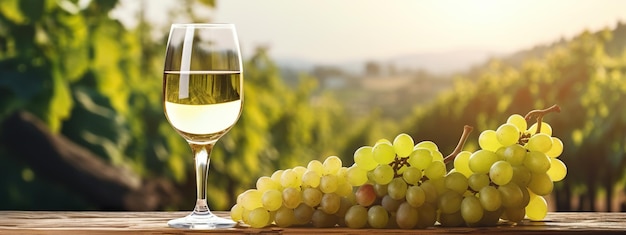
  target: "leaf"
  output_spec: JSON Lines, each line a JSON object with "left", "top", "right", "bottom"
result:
{"left": 18, "top": 0, "right": 45, "bottom": 23}
{"left": 47, "top": 69, "right": 74, "bottom": 132}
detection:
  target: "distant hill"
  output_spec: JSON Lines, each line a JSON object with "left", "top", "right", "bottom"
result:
{"left": 275, "top": 49, "right": 506, "bottom": 76}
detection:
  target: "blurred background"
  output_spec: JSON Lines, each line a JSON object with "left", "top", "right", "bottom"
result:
{"left": 1, "top": 0, "right": 626, "bottom": 212}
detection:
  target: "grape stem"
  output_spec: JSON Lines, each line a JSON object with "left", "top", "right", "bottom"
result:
{"left": 443, "top": 125, "right": 474, "bottom": 164}
{"left": 524, "top": 104, "right": 561, "bottom": 134}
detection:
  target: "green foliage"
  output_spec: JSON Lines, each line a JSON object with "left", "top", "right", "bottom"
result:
{"left": 2, "top": 0, "right": 625, "bottom": 212}
{"left": 402, "top": 23, "right": 626, "bottom": 211}
{"left": 0, "top": 0, "right": 381, "bottom": 211}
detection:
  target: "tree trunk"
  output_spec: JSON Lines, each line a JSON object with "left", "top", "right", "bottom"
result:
{"left": 1, "top": 111, "right": 181, "bottom": 210}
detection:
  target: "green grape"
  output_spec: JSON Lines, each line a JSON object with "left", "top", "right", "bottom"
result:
{"left": 376, "top": 138, "right": 392, "bottom": 145}
{"left": 396, "top": 202, "right": 419, "bottom": 229}
{"left": 469, "top": 149, "right": 499, "bottom": 174}
{"left": 408, "top": 148, "right": 433, "bottom": 170}
{"left": 293, "top": 166, "right": 307, "bottom": 178}
{"left": 282, "top": 187, "right": 302, "bottom": 209}
{"left": 346, "top": 165, "right": 368, "bottom": 186}
{"left": 421, "top": 180, "right": 439, "bottom": 204}
{"left": 439, "top": 190, "right": 463, "bottom": 214}
{"left": 478, "top": 186, "right": 502, "bottom": 211}
{"left": 526, "top": 194, "right": 548, "bottom": 221}
{"left": 546, "top": 137, "right": 564, "bottom": 158}
{"left": 406, "top": 185, "right": 426, "bottom": 207}
{"left": 388, "top": 177, "right": 408, "bottom": 200}
{"left": 239, "top": 189, "right": 263, "bottom": 210}
{"left": 372, "top": 164, "right": 395, "bottom": 185}
{"left": 280, "top": 169, "right": 300, "bottom": 188}
{"left": 503, "top": 144, "right": 526, "bottom": 166}
{"left": 274, "top": 206, "right": 296, "bottom": 227}
{"left": 373, "top": 142, "right": 396, "bottom": 165}
{"left": 336, "top": 167, "right": 348, "bottom": 186}
{"left": 431, "top": 177, "right": 448, "bottom": 195}
{"left": 368, "top": 205, "right": 389, "bottom": 229}
{"left": 307, "top": 160, "right": 324, "bottom": 175}
{"left": 302, "top": 170, "right": 321, "bottom": 188}
{"left": 345, "top": 205, "right": 368, "bottom": 228}
{"left": 256, "top": 176, "right": 281, "bottom": 192}
{"left": 241, "top": 208, "right": 251, "bottom": 225}
{"left": 293, "top": 204, "right": 314, "bottom": 225}
{"left": 431, "top": 150, "right": 444, "bottom": 162}
{"left": 374, "top": 183, "right": 389, "bottom": 198}
{"left": 476, "top": 207, "right": 503, "bottom": 226}
{"left": 424, "top": 160, "right": 446, "bottom": 180}
{"left": 336, "top": 181, "right": 353, "bottom": 197}
{"left": 230, "top": 204, "right": 244, "bottom": 221}
{"left": 402, "top": 166, "right": 422, "bottom": 185}
{"left": 547, "top": 158, "right": 567, "bottom": 182}
{"left": 302, "top": 187, "right": 323, "bottom": 207}
{"left": 414, "top": 140, "right": 439, "bottom": 152}
{"left": 528, "top": 172, "right": 553, "bottom": 196}
{"left": 445, "top": 172, "right": 469, "bottom": 195}
{"left": 320, "top": 174, "right": 339, "bottom": 193}
{"left": 528, "top": 122, "right": 552, "bottom": 136}
{"left": 311, "top": 209, "right": 336, "bottom": 228}
{"left": 354, "top": 146, "right": 377, "bottom": 171}
{"left": 524, "top": 151, "right": 551, "bottom": 173}
{"left": 247, "top": 207, "right": 270, "bottom": 228}
{"left": 382, "top": 195, "right": 404, "bottom": 212}
{"left": 526, "top": 133, "right": 553, "bottom": 153}
{"left": 507, "top": 114, "right": 527, "bottom": 133}
{"left": 453, "top": 151, "right": 473, "bottom": 177}
{"left": 439, "top": 211, "right": 464, "bottom": 227}
{"left": 270, "top": 170, "right": 283, "bottom": 182}
{"left": 519, "top": 185, "right": 531, "bottom": 206}
{"left": 468, "top": 173, "right": 490, "bottom": 191}
{"left": 511, "top": 165, "right": 532, "bottom": 186}
{"left": 490, "top": 160, "right": 513, "bottom": 186}
{"left": 262, "top": 189, "right": 283, "bottom": 211}
{"left": 461, "top": 196, "right": 484, "bottom": 224}
{"left": 415, "top": 202, "right": 437, "bottom": 228}
{"left": 496, "top": 123, "right": 520, "bottom": 146}
{"left": 478, "top": 130, "right": 503, "bottom": 152}
{"left": 320, "top": 193, "right": 341, "bottom": 214}
{"left": 503, "top": 207, "right": 525, "bottom": 223}
{"left": 336, "top": 197, "right": 353, "bottom": 226}
{"left": 498, "top": 183, "right": 523, "bottom": 208}
{"left": 323, "top": 156, "right": 342, "bottom": 175}
{"left": 495, "top": 146, "right": 506, "bottom": 161}
{"left": 393, "top": 133, "right": 415, "bottom": 157}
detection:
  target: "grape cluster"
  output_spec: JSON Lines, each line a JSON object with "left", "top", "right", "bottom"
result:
{"left": 230, "top": 156, "right": 354, "bottom": 228}
{"left": 449, "top": 113, "right": 566, "bottom": 225}
{"left": 230, "top": 106, "right": 566, "bottom": 228}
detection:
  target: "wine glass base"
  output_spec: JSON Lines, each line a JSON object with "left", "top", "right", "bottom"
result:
{"left": 167, "top": 212, "right": 237, "bottom": 229}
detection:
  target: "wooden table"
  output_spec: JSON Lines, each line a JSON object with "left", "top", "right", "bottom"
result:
{"left": 0, "top": 211, "right": 624, "bottom": 234}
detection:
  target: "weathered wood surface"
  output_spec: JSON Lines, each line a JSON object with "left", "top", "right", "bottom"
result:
{"left": 0, "top": 211, "right": 625, "bottom": 234}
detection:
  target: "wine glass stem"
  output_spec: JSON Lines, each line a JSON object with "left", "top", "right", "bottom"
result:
{"left": 190, "top": 143, "right": 214, "bottom": 214}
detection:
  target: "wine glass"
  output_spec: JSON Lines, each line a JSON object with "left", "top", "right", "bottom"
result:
{"left": 162, "top": 23, "right": 242, "bottom": 229}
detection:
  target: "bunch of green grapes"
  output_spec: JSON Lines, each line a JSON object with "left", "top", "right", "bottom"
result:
{"left": 230, "top": 156, "right": 354, "bottom": 228}
{"left": 231, "top": 105, "right": 566, "bottom": 229}
{"left": 342, "top": 134, "right": 444, "bottom": 229}
{"left": 447, "top": 113, "right": 567, "bottom": 226}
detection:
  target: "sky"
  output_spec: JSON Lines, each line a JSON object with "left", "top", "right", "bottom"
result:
{"left": 113, "top": 0, "right": 626, "bottom": 65}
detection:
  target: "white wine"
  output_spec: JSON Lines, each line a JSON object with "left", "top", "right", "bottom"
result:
{"left": 163, "top": 71, "right": 242, "bottom": 143}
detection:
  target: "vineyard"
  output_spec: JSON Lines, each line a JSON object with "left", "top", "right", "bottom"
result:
{"left": 1, "top": 0, "right": 626, "bottom": 213}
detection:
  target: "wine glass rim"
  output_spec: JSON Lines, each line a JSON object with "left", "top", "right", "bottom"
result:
{"left": 171, "top": 23, "right": 235, "bottom": 28}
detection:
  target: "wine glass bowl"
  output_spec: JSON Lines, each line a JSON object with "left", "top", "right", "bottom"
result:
{"left": 162, "top": 23, "right": 243, "bottom": 229}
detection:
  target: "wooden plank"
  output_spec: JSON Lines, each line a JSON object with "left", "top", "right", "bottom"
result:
{"left": 0, "top": 211, "right": 625, "bottom": 234}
